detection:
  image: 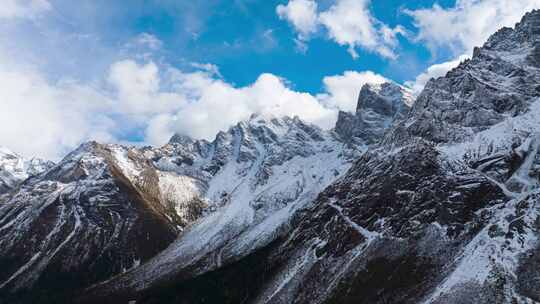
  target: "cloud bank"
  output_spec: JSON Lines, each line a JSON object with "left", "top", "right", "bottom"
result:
{"left": 276, "top": 0, "right": 318, "bottom": 51}
{"left": 0, "top": 47, "right": 386, "bottom": 159}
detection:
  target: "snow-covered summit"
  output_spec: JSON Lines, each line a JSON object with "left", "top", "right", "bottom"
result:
{"left": 0, "top": 141, "right": 181, "bottom": 298}
{"left": 0, "top": 146, "right": 53, "bottom": 194}
{"left": 357, "top": 82, "right": 415, "bottom": 110}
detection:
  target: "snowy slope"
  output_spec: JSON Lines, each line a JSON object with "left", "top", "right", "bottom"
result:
{"left": 73, "top": 102, "right": 416, "bottom": 303}
{"left": 79, "top": 114, "right": 366, "bottom": 299}
{"left": 0, "top": 142, "right": 180, "bottom": 303}
{"left": 0, "top": 100, "right": 418, "bottom": 304}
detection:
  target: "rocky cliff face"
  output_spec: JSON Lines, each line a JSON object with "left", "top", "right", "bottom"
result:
{"left": 388, "top": 10, "right": 540, "bottom": 146}
{"left": 250, "top": 10, "right": 540, "bottom": 304}
{"left": 75, "top": 115, "right": 366, "bottom": 302}
{"left": 254, "top": 10, "right": 540, "bottom": 304}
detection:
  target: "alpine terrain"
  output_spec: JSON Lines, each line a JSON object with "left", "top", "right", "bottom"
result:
{"left": 1, "top": 9, "right": 540, "bottom": 304}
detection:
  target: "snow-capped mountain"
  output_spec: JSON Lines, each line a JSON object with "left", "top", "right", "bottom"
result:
{"left": 4, "top": 9, "right": 540, "bottom": 304}
{"left": 75, "top": 114, "right": 367, "bottom": 300}
{"left": 78, "top": 9, "right": 540, "bottom": 304}
{"left": 148, "top": 114, "right": 358, "bottom": 227}
{"left": 0, "top": 147, "right": 53, "bottom": 195}
{"left": 249, "top": 10, "right": 540, "bottom": 304}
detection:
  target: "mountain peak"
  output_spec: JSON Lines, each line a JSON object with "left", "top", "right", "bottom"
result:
{"left": 517, "top": 8, "right": 540, "bottom": 32}
{"left": 6, "top": 9, "right": 540, "bottom": 304}
{"left": 0, "top": 146, "right": 17, "bottom": 158}
{"left": 0, "top": 146, "right": 54, "bottom": 194}
{"left": 169, "top": 133, "right": 195, "bottom": 145}
{"left": 335, "top": 81, "right": 413, "bottom": 145}
{"left": 356, "top": 81, "right": 413, "bottom": 114}
{"left": 387, "top": 9, "right": 540, "bottom": 146}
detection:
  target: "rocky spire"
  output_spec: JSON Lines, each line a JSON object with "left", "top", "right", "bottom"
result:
{"left": 334, "top": 81, "right": 413, "bottom": 145}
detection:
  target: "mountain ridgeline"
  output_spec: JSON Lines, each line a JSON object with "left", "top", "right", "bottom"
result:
{"left": 2, "top": 9, "right": 540, "bottom": 304}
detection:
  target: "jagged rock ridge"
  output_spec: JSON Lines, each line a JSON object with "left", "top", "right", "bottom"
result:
{"left": 0, "top": 103, "right": 410, "bottom": 303}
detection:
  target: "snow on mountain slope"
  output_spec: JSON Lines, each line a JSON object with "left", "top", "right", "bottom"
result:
{"left": 72, "top": 103, "right": 412, "bottom": 303}
{"left": 10, "top": 9, "right": 540, "bottom": 302}
{"left": 387, "top": 9, "right": 540, "bottom": 147}
{"left": 0, "top": 92, "right": 415, "bottom": 304}
{"left": 0, "top": 142, "right": 181, "bottom": 303}
{"left": 78, "top": 114, "right": 366, "bottom": 300}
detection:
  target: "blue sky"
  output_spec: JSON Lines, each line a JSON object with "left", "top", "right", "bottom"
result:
{"left": 1, "top": 0, "right": 539, "bottom": 159}
{"left": 10, "top": 0, "right": 455, "bottom": 91}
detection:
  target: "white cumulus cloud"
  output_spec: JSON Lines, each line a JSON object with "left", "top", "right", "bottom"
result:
{"left": 319, "top": 0, "right": 401, "bottom": 59}
{"left": 152, "top": 71, "right": 338, "bottom": 141}
{"left": 405, "top": 0, "right": 540, "bottom": 55}
{"left": 277, "top": 0, "right": 405, "bottom": 58}
{"left": 276, "top": 0, "right": 319, "bottom": 41}
{"left": 0, "top": 47, "right": 387, "bottom": 159}
{"left": 0, "top": 60, "right": 115, "bottom": 159}
{"left": 107, "top": 60, "right": 188, "bottom": 117}
{"left": 106, "top": 62, "right": 389, "bottom": 145}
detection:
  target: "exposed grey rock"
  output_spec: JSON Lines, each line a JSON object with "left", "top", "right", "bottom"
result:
{"left": 0, "top": 114, "right": 367, "bottom": 304}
